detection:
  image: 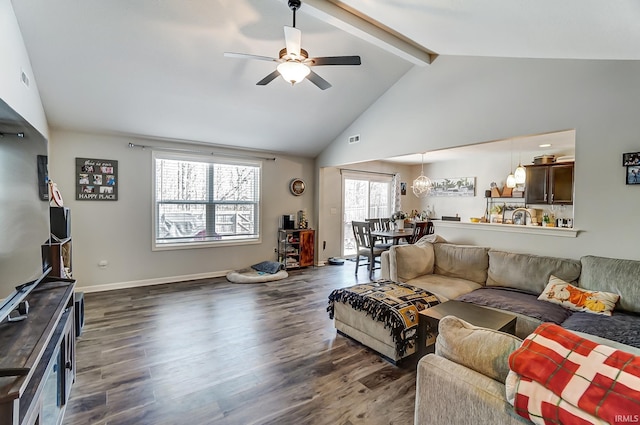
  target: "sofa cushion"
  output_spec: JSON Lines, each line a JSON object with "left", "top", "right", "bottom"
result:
{"left": 538, "top": 275, "right": 619, "bottom": 316}
{"left": 487, "top": 250, "right": 581, "bottom": 295}
{"left": 579, "top": 255, "right": 640, "bottom": 314}
{"left": 433, "top": 244, "right": 490, "bottom": 285}
{"left": 389, "top": 243, "right": 435, "bottom": 282}
{"left": 406, "top": 274, "right": 482, "bottom": 302}
{"left": 435, "top": 316, "right": 522, "bottom": 383}
{"left": 415, "top": 233, "right": 447, "bottom": 245}
{"left": 456, "top": 287, "right": 573, "bottom": 325}
{"left": 561, "top": 311, "right": 640, "bottom": 349}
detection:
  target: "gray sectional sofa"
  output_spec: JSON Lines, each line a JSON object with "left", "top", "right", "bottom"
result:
{"left": 415, "top": 315, "right": 640, "bottom": 425}
{"left": 374, "top": 236, "right": 640, "bottom": 424}
{"left": 380, "top": 237, "right": 640, "bottom": 345}
{"left": 333, "top": 236, "right": 640, "bottom": 361}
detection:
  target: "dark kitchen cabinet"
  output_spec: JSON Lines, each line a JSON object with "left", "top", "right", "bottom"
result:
{"left": 525, "top": 163, "right": 574, "bottom": 205}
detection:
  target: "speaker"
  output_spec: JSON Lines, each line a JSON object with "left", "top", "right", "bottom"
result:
{"left": 50, "top": 207, "right": 71, "bottom": 239}
{"left": 74, "top": 292, "right": 85, "bottom": 338}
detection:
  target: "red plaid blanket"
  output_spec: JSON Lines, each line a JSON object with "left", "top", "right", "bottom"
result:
{"left": 508, "top": 323, "right": 640, "bottom": 425}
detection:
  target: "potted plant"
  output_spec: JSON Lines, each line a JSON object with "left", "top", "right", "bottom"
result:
{"left": 390, "top": 210, "right": 408, "bottom": 230}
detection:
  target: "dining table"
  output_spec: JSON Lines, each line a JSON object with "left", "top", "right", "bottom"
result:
{"left": 370, "top": 228, "right": 413, "bottom": 245}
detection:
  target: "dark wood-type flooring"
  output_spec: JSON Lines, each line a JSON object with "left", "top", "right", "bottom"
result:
{"left": 63, "top": 263, "right": 417, "bottom": 425}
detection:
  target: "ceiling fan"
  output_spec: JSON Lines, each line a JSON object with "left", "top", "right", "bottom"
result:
{"left": 224, "top": 0, "right": 361, "bottom": 90}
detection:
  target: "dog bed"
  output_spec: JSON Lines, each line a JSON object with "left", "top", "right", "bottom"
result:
{"left": 226, "top": 268, "right": 288, "bottom": 284}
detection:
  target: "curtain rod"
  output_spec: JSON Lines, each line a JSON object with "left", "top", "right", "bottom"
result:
{"left": 339, "top": 168, "right": 397, "bottom": 177}
{"left": 127, "top": 143, "right": 277, "bottom": 161}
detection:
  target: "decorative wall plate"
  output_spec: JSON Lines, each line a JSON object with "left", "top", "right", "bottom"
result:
{"left": 289, "top": 178, "right": 305, "bottom": 196}
{"left": 48, "top": 180, "right": 64, "bottom": 206}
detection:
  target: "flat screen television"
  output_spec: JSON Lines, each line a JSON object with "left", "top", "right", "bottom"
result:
{"left": 0, "top": 98, "right": 51, "bottom": 324}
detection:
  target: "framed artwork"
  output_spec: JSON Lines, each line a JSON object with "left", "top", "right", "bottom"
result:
{"left": 37, "top": 155, "right": 49, "bottom": 201}
{"left": 623, "top": 152, "right": 640, "bottom": 166}
{"left": 400, "top": 182, "right": 407, "bottom": 196}
{"left": 76, "top": 157, "right": 118, "bottom": 200}
{"left": 429, "top": 177, "right": 476, "bottom": 197}
{"left": 627, "top": 166, "right": 640, "bottom": 185}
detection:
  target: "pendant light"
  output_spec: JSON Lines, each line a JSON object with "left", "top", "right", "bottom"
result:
{"left": 514, "top": 142, "right": 526, "bottom": 185}
{"left": 412, "top": 153, "right": 433, "bottom": 198}
{"left": 506, "top": 140, "right": 516, "bottom": 188}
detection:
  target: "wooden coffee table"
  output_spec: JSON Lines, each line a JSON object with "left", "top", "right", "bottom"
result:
{"left": 416, "top": 300, "right": 517, "bottom": 359}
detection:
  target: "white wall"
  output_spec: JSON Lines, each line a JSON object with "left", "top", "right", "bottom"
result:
{"left": 48, "top": 129, "right": 316, "bottom": 291}
{"left": 317, "top": 56, "right": 640, "bottom": 261}
{"left": 0, "top": 0, "right": 48, "bottom": 138}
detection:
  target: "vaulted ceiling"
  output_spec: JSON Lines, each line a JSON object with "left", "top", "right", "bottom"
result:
{"left": 11, "top": 0, "right": 640, "bottom": 157}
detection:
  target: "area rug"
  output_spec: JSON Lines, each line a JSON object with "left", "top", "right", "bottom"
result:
{"left": 327, "top": 280, "right": 440, "bottom": 356}
{"left": 226, "top": 268, "right": 288, "bottom": 284}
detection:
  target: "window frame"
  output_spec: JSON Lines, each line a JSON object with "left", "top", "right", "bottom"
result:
{"left": 152, "top": 150, "right": 262, "bottom": 251}
{"left": 341, "top": 171, "right": 393, "bottom": 256}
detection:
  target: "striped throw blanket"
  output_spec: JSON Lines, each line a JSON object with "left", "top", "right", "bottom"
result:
{"left": 508, "top": 323, "right": 640, "bottom": 425}
{"left": 327, "top": 281, "right": 440, "bottom": 356}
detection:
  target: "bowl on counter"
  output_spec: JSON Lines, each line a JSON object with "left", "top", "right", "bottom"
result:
{"left": 470, "top": 217, "right": 481, "bottom": 223}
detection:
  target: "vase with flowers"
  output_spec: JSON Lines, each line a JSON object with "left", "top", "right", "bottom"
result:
{"left": 390, "top": 210, "right": 408, "bottom": 231}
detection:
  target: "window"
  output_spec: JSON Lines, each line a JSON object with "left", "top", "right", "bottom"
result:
{"left": 153, "top": 152, "right": 261, "bottom": 249}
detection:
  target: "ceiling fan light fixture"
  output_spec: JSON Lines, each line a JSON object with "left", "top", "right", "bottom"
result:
{"left": 277, "top": 61, "right": 310, "bottom": 85}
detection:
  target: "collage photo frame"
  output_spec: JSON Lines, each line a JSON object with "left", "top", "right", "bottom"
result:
{"left": 623, "top": 152, "right": 640, "bottom": 185}
{"left": 76, "top": 157, "right": 118, "bottom": 200}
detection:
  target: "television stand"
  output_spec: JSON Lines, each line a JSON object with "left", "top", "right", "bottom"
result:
{"left": 0, "top": 277, "right": 76, "bottom": 425}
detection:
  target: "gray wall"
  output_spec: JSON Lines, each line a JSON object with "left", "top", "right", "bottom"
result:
{"left": 317, "top": 56, "right": 640, "bottom": 261}
{"left": 0, "top": 0, "right": 48, "bottom": 138}
{"left": 49, "top": 129, "right": 316, "bottom": 291}
{"left": 317, "top": 161, "right": 418, "bottom": 263}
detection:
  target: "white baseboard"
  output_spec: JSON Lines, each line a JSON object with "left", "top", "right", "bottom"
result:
{"left": 76, "top": 270, "right": 231, "bottom": 293}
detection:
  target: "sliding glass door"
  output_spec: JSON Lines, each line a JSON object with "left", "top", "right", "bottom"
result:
{"left": 342, "top": 174, "right": 393, "bottom": 256}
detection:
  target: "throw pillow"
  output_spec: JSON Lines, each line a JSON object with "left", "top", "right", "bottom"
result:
{"left": 538, "top": 275, "right": 619, "bottom": 316}
{"left": 414, "top": 233, "right": 447, "bottom": 246}
{"left": 435, "top": 316, "right": 522, "bottom": 383}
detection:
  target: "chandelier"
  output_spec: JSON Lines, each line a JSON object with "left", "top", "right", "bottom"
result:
{"left": 412, "top": 153, "right": 433, "bottom": 198}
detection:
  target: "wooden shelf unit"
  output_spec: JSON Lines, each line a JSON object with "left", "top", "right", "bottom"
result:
{"left": 278, "top": 229, "right": 315, "bottom": 269}
{"left": 42, "top": 236, "right": 72, "bottom": 279}
{"left": 0, "top": 278, "right": 76, "bottom": 425}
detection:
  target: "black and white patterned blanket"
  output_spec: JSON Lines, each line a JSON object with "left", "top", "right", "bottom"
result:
{"left": 328, "top": 281, "right": 440, "bottom": 356}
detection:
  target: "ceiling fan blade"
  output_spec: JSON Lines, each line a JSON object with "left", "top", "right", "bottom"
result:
{"left": 307, "top": 70, "right": 332, "bottom": 90}
{"left": 224, "top": 52, "right": 278, "bottom": 62}
{"left": 256, "top": 70, "right": 280, "bottom": 86}
{"left": 308, "top": 56, "right": 361, "bottom": 66}
{"left": 284, "top": 26, "right": 301, "bottom": 58}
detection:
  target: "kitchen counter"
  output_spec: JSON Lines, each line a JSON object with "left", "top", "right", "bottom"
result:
{"left": 434, "top": 220, "right": 580, "bottom": 238}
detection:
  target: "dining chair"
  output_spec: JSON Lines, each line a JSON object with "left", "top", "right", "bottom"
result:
{"left": 352, "top": 221, "right": 389, "bottom": 279}
{"left": 365, "top": 218, "right": 392, "bottom": 248}
{"left": 410, "top": 221, "right": 434, "bottom": 244}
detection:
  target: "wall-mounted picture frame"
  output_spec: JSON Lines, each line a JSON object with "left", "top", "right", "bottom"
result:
{"left": 429, "top": 177, "right": 476, "bottom": 197}
{"left": 76, "top": 157, "right": 118, "bottom": 200}
{"left": 400, "top": 182, "right": 407, "bottom": 196}
{"left": 623, "top": 152, "right": 640, "bottom": 166}
{"left": 37, "top": 155, "right": 49, "bottom": 201}
{"left": 627, "top": 166, "right": 640, "bottom": 185}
